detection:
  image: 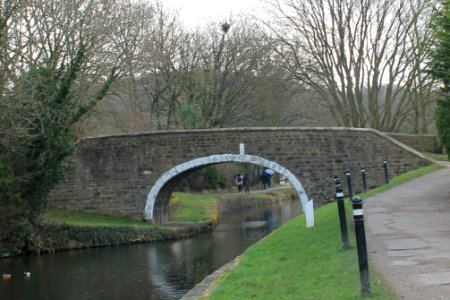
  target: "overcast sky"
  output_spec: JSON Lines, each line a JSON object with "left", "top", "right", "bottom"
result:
{"left": 162, "top": 0, "right": 265, "bottom": 28}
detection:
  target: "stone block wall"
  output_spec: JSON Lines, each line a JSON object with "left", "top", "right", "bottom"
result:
{"left": 48, "top": 127, "right": 431, "bottom": 220}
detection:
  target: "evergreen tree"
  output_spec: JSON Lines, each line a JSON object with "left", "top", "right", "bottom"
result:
{"left": 430, "top": 0, "right": 450, "bottom": 160}
{"left": 0, "top": 0, "right": 121, "bottom": 255}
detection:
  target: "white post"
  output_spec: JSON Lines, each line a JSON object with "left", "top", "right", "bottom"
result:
{"left": 239, "top": 143, "right": 245, "bottom": 155}
{"left": 304, "top": 199, "right": 315, "bottom": 228}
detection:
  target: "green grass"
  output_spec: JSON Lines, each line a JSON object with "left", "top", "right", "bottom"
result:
{"left": 42, "top": 188, "right": 294, "bottom": 226}
{"left": 208, "top": 203, "right": 395, "bottom": 300}
{"left": 424, "top": 152, "right": 449, "bottom": 162}
{"left": 41, "top": 209, "right": 154, "bottom": 228}
{"left": 170, "top": 192, "right": 219, "bottom": 222}
{"left": 170, "top": 188, "right": 295, "bottom": 222}
{"left": 207, "top": 164, "right": 442, "bottom": 300}
{"left": 354, "top": 163, "right": 442, "bottom": 199}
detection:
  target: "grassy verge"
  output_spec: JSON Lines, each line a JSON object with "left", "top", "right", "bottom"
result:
{"left": 170, "top": 188, "right": 295, "bottom": 223}
{"left": 170, "top": 192, "right": 220, "bottom": 222}
{"left": 41, "top": 209, "right": 154, "bottom": 228}
{"left": 354, "top": 163, "right": 442, "bottom": 199}
{"left": 424, "top": 152, "right": 448, "bottom": 162}
{"left": 206, "top": 164, "right": 442, "bottom": 300}
{"left": 36, "top": 209, "right": 214, "bottom": 253}
{"left": 41, "top": 188, "right": 294, "bottom": 226}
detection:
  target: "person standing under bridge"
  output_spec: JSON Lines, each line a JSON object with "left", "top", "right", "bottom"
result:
{"left": 235, "top": 173, "right": 244, "bottom": 192}
{"left": 243, "top": 174, "right": 250, "bottom": 193}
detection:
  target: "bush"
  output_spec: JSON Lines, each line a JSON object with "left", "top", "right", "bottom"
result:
{"left": 435, "top": 97, "right": 450, "bottom": 160}
{"left": 0, "top": 163, "right": 34, "bottom": 256}
{"left": 203, "top": 166, "right": 228, "bottom": 190}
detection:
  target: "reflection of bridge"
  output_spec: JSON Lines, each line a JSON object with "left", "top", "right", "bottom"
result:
{"left": 49, "top": 127, "right": 430, "bottom": 225}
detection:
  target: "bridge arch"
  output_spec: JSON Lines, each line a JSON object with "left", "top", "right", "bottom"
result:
{"left": 144, "top": 154, "right": 314, "bottom": 228}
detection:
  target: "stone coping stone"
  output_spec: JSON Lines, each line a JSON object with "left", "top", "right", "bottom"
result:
{"left": 181, "top": 256, "right": 241, "bottom": 299}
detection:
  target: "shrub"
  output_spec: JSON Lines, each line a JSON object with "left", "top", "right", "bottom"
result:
{"left": 203, "top": 166, "right": 228, "bottom": 190}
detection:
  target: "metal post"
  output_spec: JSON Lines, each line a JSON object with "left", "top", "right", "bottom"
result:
{"left": 383, "top": 159, "right": 389, "bottom": 184}
{"left": 345, "top": 169, "right": 353, "bottom": 201}
{"left": 351, "top": 196, "right": 372, "bottom": 295}
{"left": 334, "top": 175, "right": 350, "bottom": 250}
{"left": 361, "top": 167, "right": 367, "bottom": 192}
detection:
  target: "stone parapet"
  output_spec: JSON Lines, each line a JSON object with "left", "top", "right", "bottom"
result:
{"left": 387, "top": 133, "right": 442, "bottom": 154}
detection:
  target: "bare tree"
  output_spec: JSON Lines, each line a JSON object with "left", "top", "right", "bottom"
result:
{"left": 267, "top": 0, "right": 437, "bottom": 132}
{"left": 240, "top": 63, "right": 306, "bottom": 127}
{"left": 76, "top": 1, "right": 190, "bottom": 134}
{"left": 132, "top": 3, "right": 187, "bottom": 130}
{"left": 407, "top": 4, "right": 439, "bottom": 134}
{"left": 182, "top": 18, "right": 274, "bottom": 128}
{"left": 0, "top": 0, "right": 127, "bottom": 133}
{"left": 76, "top": 0, "right": 162, "bottom": 135}
{"left": 113, "top": 15, "right": 278, "bottom": 131}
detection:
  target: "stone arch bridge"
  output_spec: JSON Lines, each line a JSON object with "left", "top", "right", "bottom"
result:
{"left": 49, "top": 127, "right": 430, "bottom": 227}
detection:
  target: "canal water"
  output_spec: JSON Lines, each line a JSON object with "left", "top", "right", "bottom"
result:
{"left": 0, "top": 199, "right": 301, "bottom": 300}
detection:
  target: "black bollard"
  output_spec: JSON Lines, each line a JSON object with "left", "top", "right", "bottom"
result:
{"left": 383, "top": 160, "right": 389, "bottom": 184}
{"left": 351, "top": 196, "right": 372, "bottom": 295}
{"left": 361, "top": 167, "right": 367, "bottom": 192}
{"left": 345, "top": 169, "right": 353, "bottom": 201}
{"left": 334, "top": 175, "right": 350, "bottom": 250}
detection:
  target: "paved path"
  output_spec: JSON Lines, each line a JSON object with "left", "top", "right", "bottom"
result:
{"left": 364, "top": 165, "right": 450, "bottom": 299}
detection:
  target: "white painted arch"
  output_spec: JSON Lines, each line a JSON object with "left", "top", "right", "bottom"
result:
{"left": 144, "top": 154, "right": 314, "bottom": 228}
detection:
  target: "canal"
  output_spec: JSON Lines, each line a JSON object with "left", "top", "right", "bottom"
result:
{"left": 0, "top": 199, "right": 301, "bottom": 300}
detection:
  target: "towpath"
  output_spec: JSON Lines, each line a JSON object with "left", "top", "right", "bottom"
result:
{"left": 364, "top": 165, "right": 450, "bottom": 299}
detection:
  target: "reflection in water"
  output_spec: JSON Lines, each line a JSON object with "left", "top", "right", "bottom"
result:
{"left": 0, "top": 200, "right": 300, "bottom": 300}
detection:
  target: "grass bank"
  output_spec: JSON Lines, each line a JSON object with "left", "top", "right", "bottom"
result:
{"left": 170, "top": 188, "right": 295, "bottom": 223}
{"left": 41, "top": 188, "right": 295, "bottom": 226}
{"left": 35, "top": 187, "right": 294, "bottom": 254}
{"left": 205, "top": 164, "right": 442, "bottom": 300}
{"left": 423, "top": 152, "right": 448, "bottom": 162}
{"left": 355, "top": 163, "right": 442, "bottom": 199}
{"left": 169, "top": 192, "right": 220, "bottom": 222}
{"left": 31, "top": 217, "right": 212, "bottom": 254}
{"left": 41, "top": 209, "right": 154, "bottom": 228}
